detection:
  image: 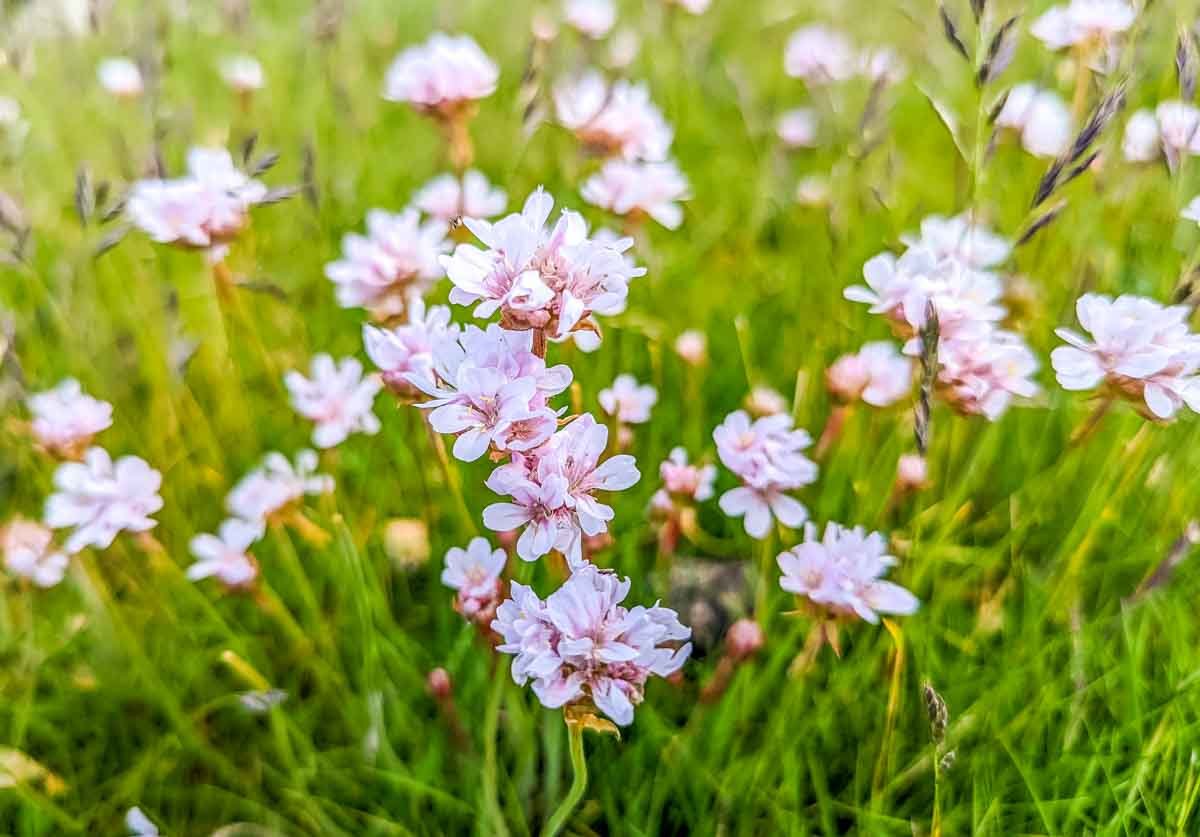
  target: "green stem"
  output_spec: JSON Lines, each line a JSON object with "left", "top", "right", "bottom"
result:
{"left": 542, "top": 722, "right": 587, "bottom": 837}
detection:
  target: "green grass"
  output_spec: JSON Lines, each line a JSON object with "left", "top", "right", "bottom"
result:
{"left": 5, "top": 0, "right": 1200, "bottom": 834}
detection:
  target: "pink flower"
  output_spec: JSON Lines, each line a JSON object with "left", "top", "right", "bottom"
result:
{"left": 714, "top": 411, "right": 817, "bottom": 539}
{"left": 656, "top": 447, "right": 716, "bottom": 505}
{"left": 581, "top": 159, "right": 689, "bottom": 229}
{"left": 442, "top": 536, "right": 507, "bottom": 621}
{"left": 777, "top": 108, "right": 818, "bottom": 148}
{"left": 553, "top": 70, "right": 673, "bottom": 161}
{"left": 2, "top": 519, "right": 69, "bottom": 588}
{"left": 784, "top": 26, "right": 858, "bottom": 84}
{"left": 383, "top": 33, "right": 499, "bottom": 116}
{"left": 598, "top": 373, "right": 658, "bottom": 424}
{"left": 226, "top": 450, "right": 333, "bottom": 524}
{"left": 285, "top": 355, "right": 383, "bottom": 449}
{"left": 724, "top": 618, "right": 765, "bottom": 661}
{"left": 745, "top": 386, "right": 790, "bottom": 417}
{"left": 826, "top": 342, "right": 913, "bottom": 407}
{"left": 220, "top": 55, "right": 264, "bottom": 92}
{"left": 996, "top": 84, "right": 1073, "bottom": 158}
{"left": 1122, "top": 110, "right": 1162, "bottom": 162}
{"left": 674, "top": 330, "right": 707, "bottom": 365}
{"left": 1031, "top": 0, "right": 1135, "bottom": 51}
{"left": 187, "top": 518, "right": 264, "bottom": 588}
{"left": 900, "top": 214, "right": 1011, "bottom": 271}
{"left": 491, "top": 564, "right": 691, "bottom": 725}
{"left": 324, "top": 208, "right": 449, "bottom": 316}
{"left": 937, "top": 327, "right": 1040, "bottom": 420}
{"left": 1052, "top": 293, "right": 1200, "bottom": 420}
{"left": 1154, "top": 102, "right": 1200, "bottom": 167}
{"left": 414, "top": 170, "right": 507, "bottom": 222}
{"left": 778, "top": 521, "right": 919, "bottom": 624}
{"left": 98, "top": 58, "right": 143, "bottom": 98}
{"left": 564, "top": 0, "right": 616, "bottom": 39}
{"left": 895, "top": 453, "right": 928, "bottom": 491}
{"left": 27, "top": 378, "right": 112, "bottom": 457}
{"left": 668, "top": 0, "right": 710, "bottom": 11}
{"left": 363, "top": 299, "right": 457, "bottom": 394}
{"left": 483, "top": 415, "right": 640, "bottom": 565}
{"left": 409, "top": 324, "right": 573, "bottom": 461}
{"left": 44, "top": 447, "right": 163, "bottom": 554}
{"left": 440, "top": 187, "right": 645, "bottom": 347}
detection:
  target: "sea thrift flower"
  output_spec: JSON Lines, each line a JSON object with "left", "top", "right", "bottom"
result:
{"left": 901, "top": 214, "right": 1012, "bottom": 271}
{"left": 937, "top": 327, "right": 1040, "bottom": 420}
{"left": 675, "top": 330, "right": 707, "bottom": 365}
{"left": 858, "top": 46, "right": 907, "bottom": 84}
{"left": 414, "top": 170, "right": 507, "bottom": 222}
{"left": 1122, "top": 109, "right": 1162, "bottom": 162}
{"left": 44, "top": 448, "right": 163, "bottom": 554}
{"left": 826, "top": 342, "right": 913, "bottom": 407}
{"left": 187, "top": 518, "right": 265, "bottom": 589}
{"left": 26, "top": 378, "right": 112, "bottom": 457}
{"left": 607, "top": 29, "right": 641, "bottom": 68}
{"left": 1152, "top": 102, "right": 1200, "bottom": 167}
{"left": 778, "top": 521, "right": 919, "bottom": 623}
{"left": 714, "top": 410, "right": 817, "bottom": 539}
{"left": 1031, "top": 0, "right": 1135, "bottom": 51}
{"left": 598, "top": 374, "right": 658, "bottom": 424}
{"left": 581, "top": 159, "right": 689, "bottom": 229}
{"left": 285, "top": 355, "right": 383, "bottom": 449}
{"left": 127, "top": 147, "right": 268, "bottom": 258}
{"left": 745, "top": 386, "right": 790, "bottom": 418}
{"left": 97, "top": 57, "right": 143, "bottom": 98}
{"left": 483, "top": 414, "right": 640, "bottom": 565}
{"left": 564, "top": 0, "right": 616, "bottom": 39}
{"left": 382, "top": 33, "right": 499, "bottom": 117}
{"left": 777, "top": 108, "right": 818, "bottom": 148}
{"left": 895, "top": 453, "right": 928, "bottom": 492}
{"left": 441, "top": 536, "right": 507, "bottom": 622}
{"left": 363, "top": 299, "right": 457, "bottom": 395}
{"left": 440, "top": 187, "right": 645, "bottom": 347}
{"left": 220, "top": 55, "right": 264, "bottom": 92}
{"left": 491, "top": 564, "right": 691, "bottom": 725}
{"left": 1051, "top": 293, "right": 1200, "bottom": 420}
{"left": 553, "top": 71, "right": 673, "bottom": 161}
{"left": 784, "top": 26, "right": 858, "bottom": 84}
{"left": 408, "top": 324, "right": 573, "bottom": 461}
{"left": 2, "top": 519, "right": 69, "bottom": 588}
{"left": 226, "top": 450, "right": 334, "bottom": 524}
{"left": 995, "top": 84, "right": 1073, "bottom": 158}
{"left": 651, "top": 447, "right": 716, "bottom": 512}
{"left": 324, "top": 207, "right": 449, "bottom": 317}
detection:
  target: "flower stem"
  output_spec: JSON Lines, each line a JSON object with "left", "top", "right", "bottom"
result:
{"left": 532, "top": 327, "right": 547, "bottom": 359}
{"left": 542, "top": 721, "right": 587, "bottom": 837}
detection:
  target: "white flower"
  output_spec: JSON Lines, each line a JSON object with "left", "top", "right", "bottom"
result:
{"left": 187, "top": 518, "right": 264, "bottom": 588}
{"left": 900, "top": 213, "right": 1012, "bottom": 270}
{"left": 126, "top": 807, "right": 160, "bottom": 837}
{"left": 937, "top": 327, "right": 1040, "bottom": 420}
{"left": 2, "top": 519, "right": 69, "bottom": 588}
{"left": 777, "top": 108, "right": 818, "bottom": 148}
{"left": 363, "top": 299, "right": 458, "bottom": 393}
{"left": 285, "top": 355, "right": 383, "bottom": 449}
{"left": 442, "top": 536, "right": 507, "bottom": 619}
{"left": 554, "top": 70, "right": 673, "bottom": 161}
{"left": 826, "top": 342, "right": 913, "bottom": 407}
{"left": 414, "top": 170, "right": 507, "bottom": 222}
{"left": 714, "top": 411, "right": 817, "bottom": 539}
{"left": 564, "top": 0, "right": 616, "bottom": 39}
{"left": 226, "top": 450, "right": 333, "bottom": 524}
{"left": 383, "top": 32, "right": 499, "bottom": 115}
{"left": 27, "top": 378, "right": 112, "bottom": 456}
{"left": 1122, "top": 109, "right": 1162, "bottom": 162}
{"left": 1031, "top": 0, "right": 1135, "bottom": 51}
{"left": 581, "top": 159, "right": 689, "bottom": 229}
{"left": 996, "top": 84, "right": 1073, "bottom": 158}
{"left": 607, "top": 28, "right": 640, "bottom": 68}
{"left": 44, "top": 448, "right": 163, "bottom": 554}
{"left": 784, "top": 26, "right": 858, "bottom": 84}
{"left": 98, "top": 58, "right": 143, "bottom": 98}
{"left": 220, "top": 54, "right": 264, "bottom": 92}
{"left": 598, "top": 374, "right": 658, "bottom": 423}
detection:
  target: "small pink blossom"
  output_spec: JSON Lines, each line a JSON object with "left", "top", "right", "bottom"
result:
{"left": 667, "top": 0, "right": 710, "bottom": 12}
{"left": 564, "top": 0, "right": 616, "bottom": 39}
{"left": 414, "top": 170, "right": 507, "bottom": 222}
{"left": 581, "top": 159, "right": 689, "bottom": 230}
{"left": 937, "top": 327, "right": 1040, "bottom": 420}
{"left": 724, "top": 618, "right": 765, "bottom": 662}
{"left": 653, "top": 447, "right": 716, "bottom": 510}
{"left": 598, "top": 374, "right": 658, "bottom": 424}
{"left": 442, "top": 536, "right": 507, "bottom": 621}
{"left": 784, "top": 26, "right": 858, "bottom": 84}
{"left": 363, "top": 299, "right": 458, "bottom": 394}
{"left": 2, "top": 519, "right": 69, "bottom": 588}
{"left": 900, "top": 214, "right": 1011, "bottom": 271}
{"left": 995, "top": 84, "right": 1073, "bottom": 158}
{"left": 826, "top": 342, "right": 913, "bottom": 407}
{"left": 27, "top": 378, "right": 112, "bottom": 457}
{"left": 674, "top": 330, "right": 708, "bottom": 365}
{"left": 714, "top": 410, "right": 817, "bottom": 539}
{"left": 383, "top": 33, "right": 499, "bottom": 116}
{"left": 777, "top": 108, "right": 818, "bottom": 148}
{"left": 1122, "top": 110, "right": 1162, "bottom": 162}
{"left": 187, "top": 518, "right": 265, "bottom": 589}
{"left": 220, "top": 55, "right": 264, "bottom": 92}
{"left": 98, "top": 58, "right": 143, "bottom": 98}
{"left": 226, "top": 451, "right": 334, "bottom": 524}
{"left": 1031, "top": 0, "right": 1135, "bottom": 51}
{"left": 895, "top": 453, "right": 928, "bottom": 491}
{"left": 491, "top": 563, "right": 691, "bottom": 726}
{"left": 285, "top": 355, "right": 383, "bottom": 449}
{"left": 554, "top": 71, "right": 673, "bottom": 161}
{"left": 778, "top": 521, "right": 919, "bottom": 624}
{"left": 44, "top": 447, "right": 163, "bottom": 554}
{"left": 1052, "top": 293, "right": 1200, "bottom": 420}
{"left": 745, "top": 386, "right": 790, "bottom": 418}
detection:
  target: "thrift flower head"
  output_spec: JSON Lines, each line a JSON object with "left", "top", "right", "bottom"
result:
{"left": 826, "top": 342, "right": 913, "bottom": 407}
{"left": 2, "top": 519, "right": 69, "bottom": 588}
{"left": 27, "top": 378, "right": 112, "bottom": 457}
{"left": 187, "top": 518, "right": 264, "bottom": 589}
{"left": 44, "top": 447, "right": 163, "bottom": 554}
{"left": 363, "top": 299, "right": 457, "bottom": 395}
{"left": 220, "top": 55, "right": 264, "bottom": 92}
{"left": 564, "top": 0, "right": 616, "bottom": 39}
{"left": 383, "top": 32, "right": 499, "bottom": 117}
{"left": 901, "top": 214, "right": 1011, "bottom": 271}
{"left": 995, "top": 84, "right": 1073, "bottom": 158}
{"left": 408, "top": 323, "right": 573, "bottom": 461}
{"left": 414, "top": 170, "right": 507, "bottom": 222}
{"left": 598, "top": 373, "right": 658, "bottom": 424}
{"left": 714, "top": 410, "right": 817, "bottom": 539}
{"left": 674, "top": 329, "right": 708, "bottom": 365}
{"left": 1031, "top": 0, "right": 1135, "bottom": 51}
{"left": 1122, "top": 109, "right": 1162, "bottom": 162}
{"left": 784, "top": 25, "right": 857, "bottom": 84}
{"left": 937, "top": 327, "right": 1040, "bottom": 420}
{"left": 652, "top": 447, "right": 716, "bottom": 511}
{"left": 98, "top": 57, "right": 143, "bottom": 98}
{"left": 1051, "top": 293, "right": 1200, "bottom": 420}
{"left": 554, "top": 71, "right": 673, "bottom": 161}
{"left": 668, "top": 0, "right": 711, "bottom": 11}
{"left": 483, "top": 414, "right": 640, "bottom": 565}
{"left": 440, "top": 187, "right": 645, "bottom": 347}
{"left": 226, "top": 450, "right": 334, "bottom": 524}
{"left": 581, "top": 159, "right": 689, "bottom": 229}
{"left": 492, "top": 563, "right": 691, "bottom": 726}
{"left": 745, "top": 385, "right": 790, "bottom": 417}
{"left": 324, "top": 207, "right": 449, "bottom": 317}
{"left": 442, "top": 536, "right": 507, "bottom": 622}
{"left": 285, "top": 355, "right": 383, "bottom": 449}
{"left": 778, "top": 108, "right": 818, "bottom": 148}
{"left": 895, "top": 453, "right": 929, "bottom": 491}
{"left": 778, "top": 521, "right": 919, "bottom": 623}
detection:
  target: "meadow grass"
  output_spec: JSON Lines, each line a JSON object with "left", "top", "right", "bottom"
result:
{"left": 4, "top": 0, "right": 1200, "bottom": 834}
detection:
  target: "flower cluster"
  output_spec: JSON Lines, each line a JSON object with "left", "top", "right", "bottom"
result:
{"left": 995, "top": 84, "right": 1073, "bottom": 159}
{"left": 363, "top": 300, "right": 458, "bottom": 396}
{"left": 187, "top": 518, "right": 264, "bottom": 589}
{"left": 492, "top": 564, "right": 691, "bottom": 725}
{"left": 2, "top": 519, "right": 69, "bottom": 588}
{"left": 285, "top": 355, "right": 383, "bottom": 449}
{"left": 564, "top": 0, "right": 616, "bottom": 39}
{"left": 784, "top": 25, "right": 905, "bottom": 86}
{"left": 414, "top": 170, "right": 507, "bottom": 223}
{"left": 441, "top": 536, "right": 507, "bottom": 625}
{"left": 383, "top": 32, "right": 499, "bottom": 117}
{"left": 1122, "top": 102, "right": 1200, "bottom": 168}
{"left": 598, "top": 374, "right": 658, "bottom": 425}
{"left": 777, "top": 522, "right": 919, "bottom": 624}
{"left": 826, "top": 342, "right": 913, "bottom": 407}
{"left": 553, "top": 70, "right": 673, "bottom": 162}
{"left": 44, "top": 447, "right": 163, "bottom": 554}
{"left": 440, "top": 188, "right": 645, "bottom": 349}
{"left": 26, "top": 379, "right": 112, "bottom": 458}
{"left": 713, "top": 410, "right": 817, "bottom": 539}
{"left": 650, "top": 447, "right": 716, "bottom": 514}
{"left": 581, "top": 159, "right": 690, "bottom": 230}
{"left": 226, "top": 450, "right": 334, "bottom": 525}
{"left": 1051, "top": 293, "right": 1200, "bottom": 420}
{"left": 1031, "top": 0, "right": 1135, "bottom": 51}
